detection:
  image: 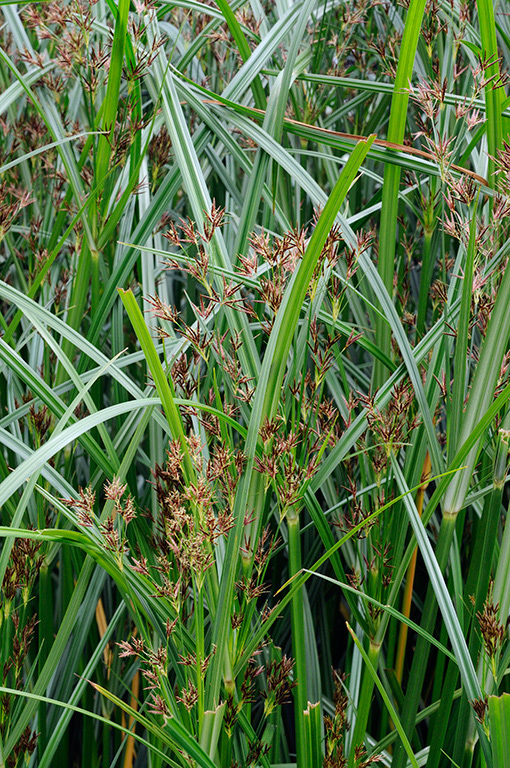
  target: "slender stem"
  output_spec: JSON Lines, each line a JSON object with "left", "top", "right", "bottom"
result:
{"left": 287, "top": 509, "right": 308, "bottom": 767}
{"left": 373, "top": 0, "right": 427, "bottom": 390}
{"left": 195, "top": 583, "right": 205, "bottom": 736}
{"left": 347, "top": 641, "right": 380, "bottom": 768}
{"left": 416, "top": 187, "right": 436, "bottom": 338}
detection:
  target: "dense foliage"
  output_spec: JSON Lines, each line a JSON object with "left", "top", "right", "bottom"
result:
{"left": 1, "top": 0, "right": 510, "bottom": 766}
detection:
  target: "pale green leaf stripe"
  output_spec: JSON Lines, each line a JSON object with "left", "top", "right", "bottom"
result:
{"left": 374, "top": 690, "right": 462, "bottom": 753}
{"left": 91, "top": 682, "right": 217, "bottom": 768}
{"left": 86, "top": 1, "right": 327, "bottom": 346}
{"left": 0, "top": 338, "right": 117, "bottom": 476}
{"left": 261, "top": 69, "right": 510, "bottom": 116}
{"left": 0, "top": 395, "right": 246, "bottom": 508}
{"left": 0, "top": 132, "right": 97, "bottom": 176}
{"left": 2, "top": 155, "right": 130, "bottom": 346}
{"left": 449, "top": 205, "right": 478, "bottom": 459}
{"left": 211, "top": 3, "right": 302, "bottom": 104}
{"left": 0, "top": 429, "right": 76, "bottom": 499}
{"left": 176, "top": 0, "right": 255, "bottom": 72}
{"left": 23, "top": 312, "right": 120, "bottom": 472}
{"left": 0, "top": 279, "right": 171, "bottom": 426}
{"left": 214, "top": 0, "right": 266, "bottom": 109}
{"left": 313, "top": 232, "right": 510, "bottom": 490}
{"left": 0, "top": 352, "right": 122, "bottom": 588}
{"left": 234, "top": 468, "right": 463, "bottom": 673}
{"left": 393, "top": 467, "right": 481, "bottom": 701}
{"left": 0, "top": 400, "right": 159, "bottom": 509}
{"left": 0, "top": 63, "right": 53, "bottom": 114}
{"left": 233, "top": 0, "right": 316, "bottom": 257}
{"left": 1, "top": 388, "right": 202, "bottom": 753}
{"left": 118, "top": 241, "right": 395, "bottom": 372}
{"left": 256, "top": 136, "right": 375, "bottom": 426}
{"left": 149, "top": 53, "right": 260, "bottom": 380}
{"left": 207, "top": 102, "right": 444, "bottom": 480}
{"left": 0, "top": 527, "right": 103, "bottom": 557}
{"left": 4, "top": 555, "right": 97, "bottom": 754}
{"left": 443, "top": 251, "right": 510, "bottom": 515}
{"left": 184, "top": 80, "right": 444, "bottom": 479}
{"left": 420, "top": 377, "right": 510, "bottom": 533}
{"left": 0, "top": 280, "right": 240, "bottom": 451}
{"left": 0, "top": 45, "right": 97, "bottom": 252}
{"left": 355, "top": 249, "right": 443, "bottom": 476}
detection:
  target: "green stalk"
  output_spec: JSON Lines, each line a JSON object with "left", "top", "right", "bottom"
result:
{"left": 372, "top": 0, "right": 427, "bottom": 390}
{"left": 64, "top": 0, "right": 129, "bottom": 347}
{"left": 437, "top": 467, "right": 501, "bottom": 768}
{"left": 488, "top": 695, "right": 510, "bottom": 768}
{"left": 287, "top": 508, "right": 308, "bottom": 766}
{"left": 454, "top": 424, "right": 510, "bottom": 764}
{"left": 102, "top": 711, "right": 110, "bottom": 768}
{"left": 303, "top": 702, "right": 322, "bottom": 767}
{"left": 493, "top": 497, "right": 510, "bottom": 622}
{"left": 415, "top": 215, "right": 434, "bottom": 337}
{"left": 449, "top": 202, "right": 478, "bottom": 460}
{"left": 195, "top": 584, "right": 205, "bottom": 737}
{"left": 426, "top": 656, "right": 460, "bottom": 768}
{"left": 477, "top": 0, "right": 504, "bottom": 190}
{"left": 38, "top": 559, "right": 53, "bottom": 757}
{"left": 347, "top": 641, "right": 381, "bottom": 768}
{"left": 95, "top": 0, "right": 130, "bottom": 200}
{"left": 491, "top": 421, "right": 510, "bottom": 619}
{"left": 232, "top": 0, "right": 316, "bottom": 259}
{"left": 118, "top": 288, "right": 195, "bottom": 482}
{"left": 214, "top": 0, "right": 266, "bottom": 110}
{"left": 415, "top": 182, "right": 437, "bottom": 337}
{"left": 347, "top": 625, "right": 419, "bottom": 768}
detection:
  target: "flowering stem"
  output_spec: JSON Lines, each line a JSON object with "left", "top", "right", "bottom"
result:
{"left": 195, "top": 582, "right": 205, "bottom": 737}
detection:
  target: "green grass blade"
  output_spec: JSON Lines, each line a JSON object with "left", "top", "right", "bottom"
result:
{"left": 118, "top": 288, "right": 194, "bottom": 480}
{"left": 346, "top": 623, "right": 419, "bottom": 768}
{"left": 489, "top": 694, "right": 510, "bottom": 767}
{"left": 373, "top": 0, "right": 427, "bottom": 389}
{"left": 477, "top": 0, "right": 505, "bottom": 187}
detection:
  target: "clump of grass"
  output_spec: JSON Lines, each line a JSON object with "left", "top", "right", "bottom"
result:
{"left": 1, "top": 0, "right": 510, "bottom": 767}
